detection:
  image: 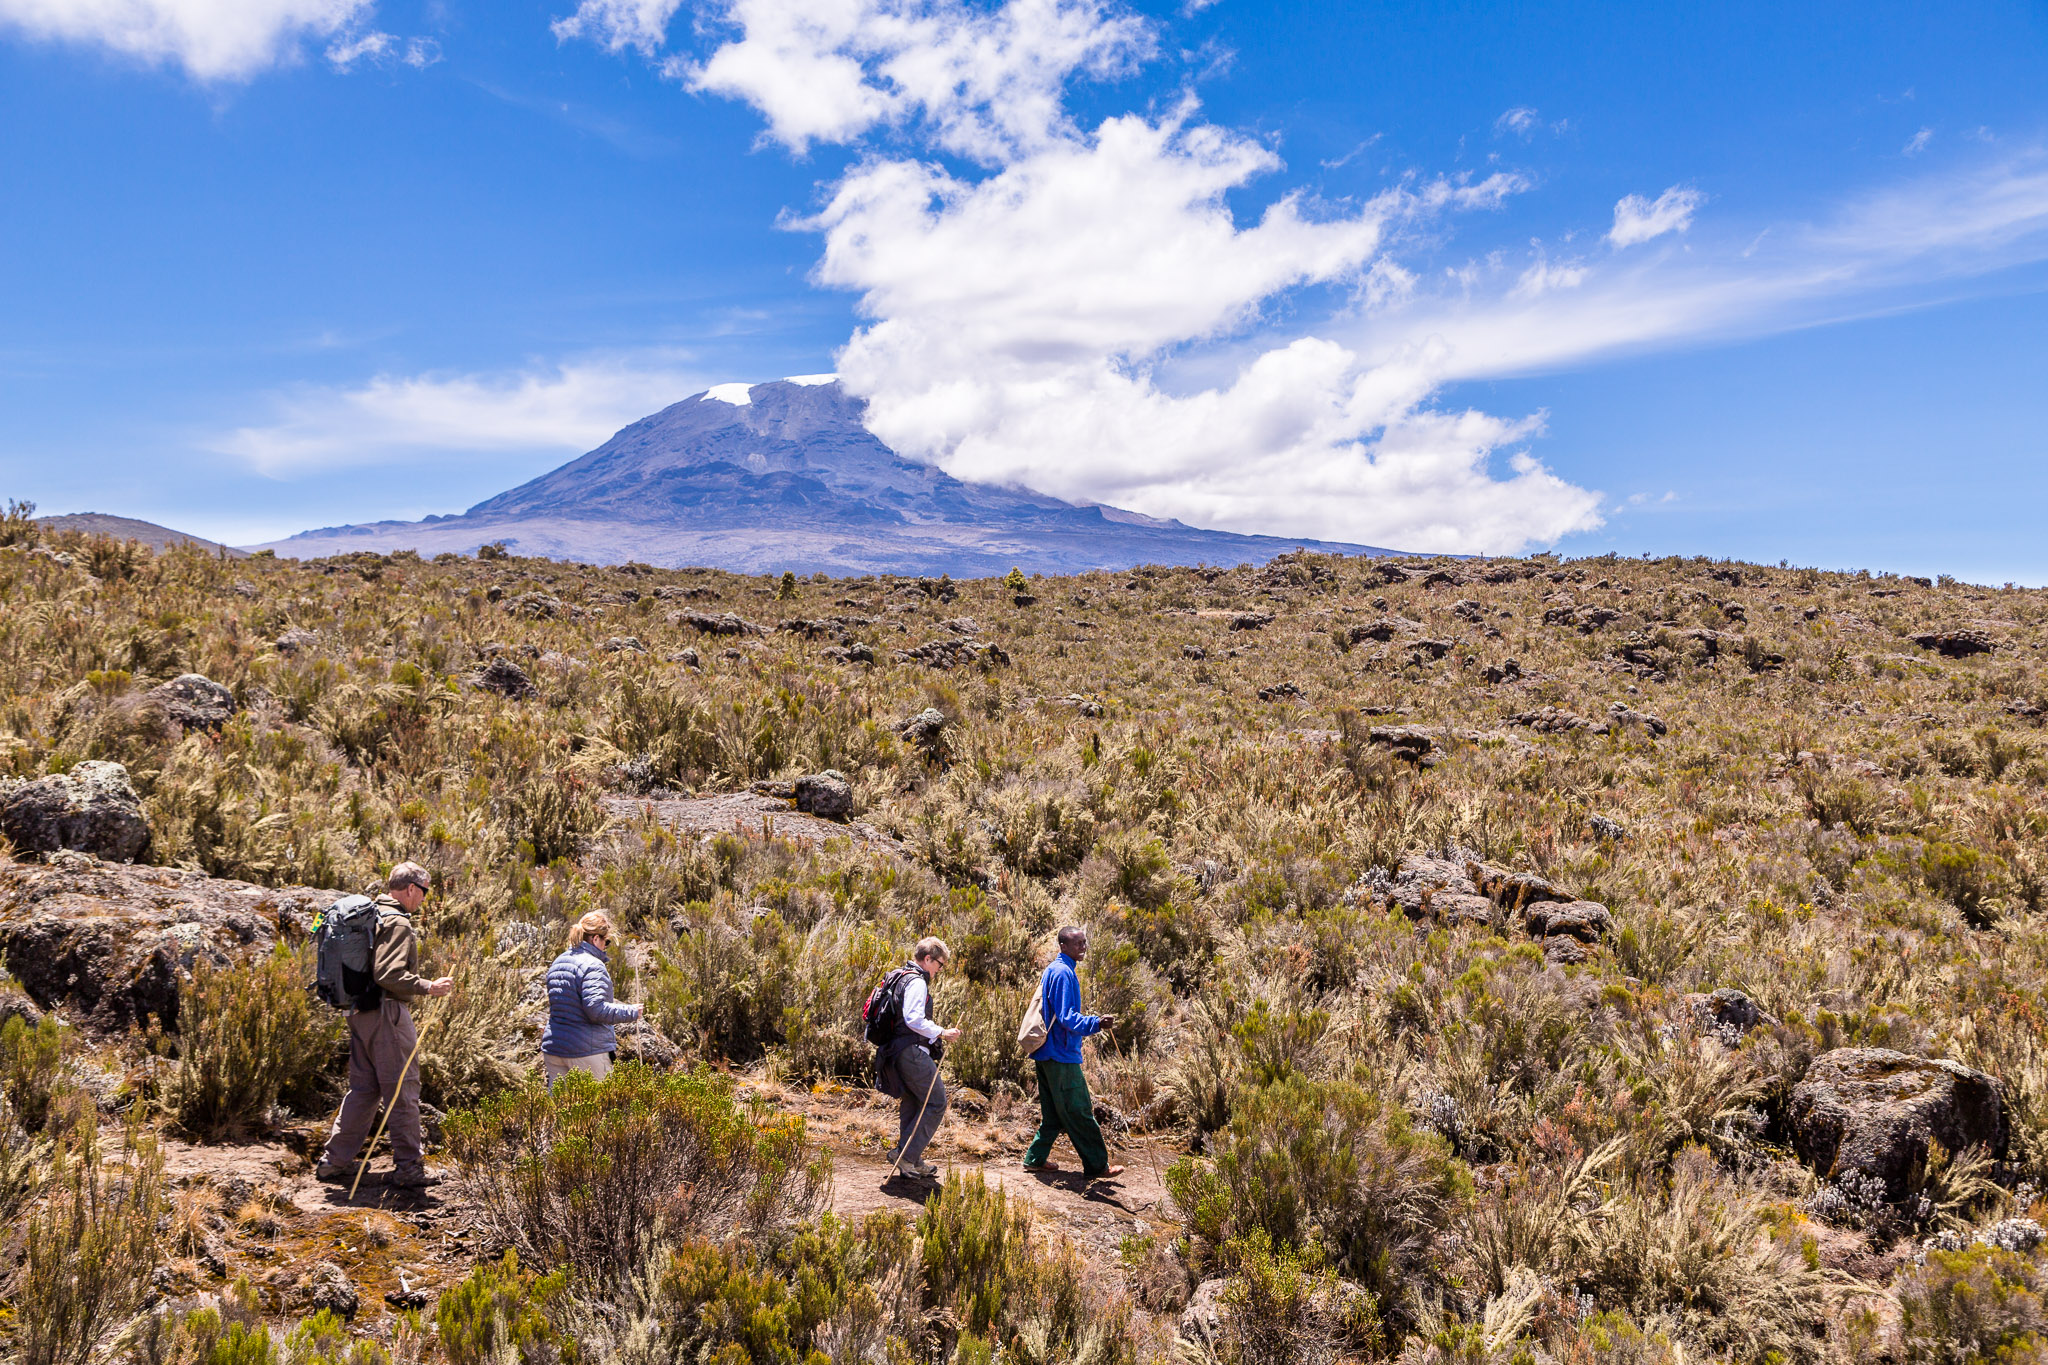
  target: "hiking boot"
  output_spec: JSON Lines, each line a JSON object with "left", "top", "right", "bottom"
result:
{"left": 387, "top": 1168, "right": 441, "bottom": 1189}
{"left": 313, "top": 1162, "right": 354, "bottom": 1183}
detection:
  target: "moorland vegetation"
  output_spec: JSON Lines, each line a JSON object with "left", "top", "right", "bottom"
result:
{"left": 1, "top": 495, "right": 2047, "bottom": 1363}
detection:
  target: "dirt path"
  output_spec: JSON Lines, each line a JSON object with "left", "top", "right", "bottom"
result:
{"left": 772, "top": 1077, "right": 1183, "bottom": 1266}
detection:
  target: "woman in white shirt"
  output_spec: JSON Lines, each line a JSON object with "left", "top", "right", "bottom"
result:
{"left": 879, "top": 936, "right": 961, "bottom": 1178}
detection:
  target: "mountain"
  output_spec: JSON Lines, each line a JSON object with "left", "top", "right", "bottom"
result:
{"left": 254, "top": 379, "right": 1400, "bottom": 575}
{"left": 37, "top": 512, "right": 249, "bottom": 559}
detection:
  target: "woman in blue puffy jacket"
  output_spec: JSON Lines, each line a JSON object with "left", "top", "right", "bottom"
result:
{"left": 541, "top": 910, "right": 643, "bottom": 1088}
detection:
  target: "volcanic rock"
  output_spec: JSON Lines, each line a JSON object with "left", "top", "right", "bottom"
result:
{"left": 0, "top": 855, "right": 338, "bottom": 1031}
{"left": 1912, "top": 630, "right": 1995, "bottom": 658}
{"left": 794, "top": 771, "right": 854, "bottom": 820}
{"left": 145, "top": 674, "right": 237, "bottom": 730}
{"left": 467, "top": 657, "right": 537, "bottom": 699}
{"left": 0, "top": 760, "right": 152, "bottom": 862}
{"left": 1525, "top": 900, "right": 1613, "bottom": 942}
{"left": 1790, "top": 1048, "right": 2006, "bottom": 1202}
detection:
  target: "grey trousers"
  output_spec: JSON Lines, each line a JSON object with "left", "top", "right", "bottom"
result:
{"left": 887, "top": 1042, "right": 948, "bottom": 1167}
{"left": 319, "top": 999, "right": 424, "bottom": 1175}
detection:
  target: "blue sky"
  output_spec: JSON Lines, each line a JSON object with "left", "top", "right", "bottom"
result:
{"left": 1, "top": 0, "right": 2044, "bottom": 580}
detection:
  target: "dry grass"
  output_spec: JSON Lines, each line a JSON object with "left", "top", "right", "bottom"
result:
{"left": 1, "top": 526, "right": 2046, "bottom": 1358}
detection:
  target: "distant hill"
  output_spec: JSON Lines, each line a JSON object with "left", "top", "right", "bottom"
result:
{"left": 37, "top": 512, "right": 249, "bottom": 559}
{"left": 255, "top": 379, "right": 1402, "bottom": 575}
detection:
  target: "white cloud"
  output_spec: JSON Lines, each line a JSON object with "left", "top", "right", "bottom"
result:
{"left": 1904, "top": 126, "right": 1934, "bottom": 156}
{"left": 551, "top": 0, "right": 681, "bottom": 56}
{"left": 1608, "top": 185, "right": 1705, "bottom": 247}
{"left": 588, "top": 0, "right": 2048, "bottom": 555}
{"left": 679, "top": 0, "right": 1152, "bottom": 162}
{"left": 1494, "top": 106, "right": 1538, "bottom": 137}
{"left": 0, "top": 0, "right": 377, "bottom": 79}
{"left": 1352, "top": 154, "right": 2048, "bottom": 383}
{"left": 215, "top": 356, "right": 703, "bottom": 475}
{"left": 326, "top": 29, "right": 437, "bottom": 70}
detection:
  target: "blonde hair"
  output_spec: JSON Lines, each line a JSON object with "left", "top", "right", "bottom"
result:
{"left": 388, "top": 862, "right": 431, "bottom": 893}
{"left": 913, "top": 936, "right": 950, "bottom": 966}
{"left": 571, "top": 910, "right": 614, "bottom": 950}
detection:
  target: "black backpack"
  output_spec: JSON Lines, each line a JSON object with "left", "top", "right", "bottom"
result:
{"left": 862, "top": 965, "right": 921, "bottom": 1047}
{"left": 313, "top": 894, "right": 383, "bottom": 1011}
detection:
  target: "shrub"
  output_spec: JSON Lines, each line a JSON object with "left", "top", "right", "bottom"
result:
{"left": 917, "top": 1171, "right": 1141, "bottom": 1365}
{"left": 166, "top": 946, "right": 341, "bottom": 1139}
{"left": 1169, "top": 1074, "right": 1470, "bottom": 1302}
{"left": 417, "top": 940, "right": 530, "bottom": 1112}
{"left": 0, "top": 1014, "right": 68, "bottom": 1132}
{"left": 285, "top": 1311, "right": 393, "bottom": 1365}
{"left": 12, "top": 1121, "right": 164, "bottom": 1365}
{"left": 650, "top": 901, "right": 798, "bottom": 1063}
{"left": 444, "top": 1063, "right": 828, "bottom": 1290}
{"left": 435, "top": 1252, "right": 570, "bottom": 1365}
{"left": 1897, "top": 1242, "right": 2048, "bottom": 1364}
{"left": 1216, "top": 1231, "right": 1360, "bottom": 1365}
{"left": 514, "top": 773, "right": 607, "bottom": 866}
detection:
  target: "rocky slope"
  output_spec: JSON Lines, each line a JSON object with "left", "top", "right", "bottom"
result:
{"left": 256, "top": 379, "right": 1396, "bottom": 575}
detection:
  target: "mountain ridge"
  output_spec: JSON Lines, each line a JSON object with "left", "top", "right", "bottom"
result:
{"left": 255, "top": 379, "right": 1402, "bottom": 574}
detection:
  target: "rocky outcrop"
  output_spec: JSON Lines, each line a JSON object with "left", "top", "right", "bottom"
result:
{"left": 147, "top": 674, "right": 237, "bottom": 730}
{"left": 794, "top": 771, "right": 853, "bottom": 820}
{"left": 287, "top": 1261, "right": 359, "bottom": 1319}
{"left": 895, "top": 636, "right": 1008, "bottom": 670}
{"left": 0, "top": 760, "right": 152, "bottom": 862}
{"left": 1364, "top": 726, "right": 1533, "bottom": 768}
{"left": 1360, "top": 853, "right": 1608, "bottom": 953}
{"left": 1790, "top": 1048, "right": 2006, "bottom": 1202}
{"left": 0, "top": 854, "right": 339, "bottom": 1031}
{"left": 467, "top": 657, "right": 537, "bottom": 699}
{"left": 1912, "top": 630, "right": 1995, "bottom": 658}
{"left": 1687, "top": 987, "right": 1767, "bottom": 1044}
{"left": 680, "top": 611, "right": 761, "bottom": 636}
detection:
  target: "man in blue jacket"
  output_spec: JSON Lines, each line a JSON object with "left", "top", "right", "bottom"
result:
{"left": 1024, "top": 926, "right": 1123, "bottom": 1181}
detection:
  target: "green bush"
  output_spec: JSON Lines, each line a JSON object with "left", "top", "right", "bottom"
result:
{"left": 1169, "top": 1074, "right": 1470, "bottom": 1302}
{"left": 435, "top": 1252, "right": 570, "bottom": 1365}
{"left": 444, "top": 1063, "right": 828, "bottom": 1290}
{"left": 0, "top": 1014, "right": 68, "bottom": 1132}
{"left": 916, "top": 1171, "right": 1140, "bottom": 1365}
{"left": 166, "top": 946, "right": 341, "bottom": 1139}
{"left": 12, "top": 1122, "right": 164, "bottom": 1365}
{"left": 650, "top": 901, "right": 798, "bottom": 1063}
{"left": 1898, "top": 1242, "right": 2048, "bottom": 1364}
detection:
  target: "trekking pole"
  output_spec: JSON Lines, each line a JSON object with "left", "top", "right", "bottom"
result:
{"left": 1104, "top": 1025, "right": 1166, "bottom": 1208}
{"left": 894, "top": 1052, "right": 943, "bottom": 1180}
{"left": 350, "top": 1012, "right": 434, "bottom": 1202}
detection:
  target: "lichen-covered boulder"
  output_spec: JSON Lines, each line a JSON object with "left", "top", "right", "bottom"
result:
{"left": 0, "top": 855, "right": 339, "bottom": 1031}
{"left": 794, "top": 771, "right": 853, "bottom": 820}
{"left": 1790, "top": 1048, "right": 2006, "bottom": 1201}
{"left": 0, "top": 760, "right": 151, "bottom": 862}
{"left": 146, "top": 673, "right": 237, "bottom": 730}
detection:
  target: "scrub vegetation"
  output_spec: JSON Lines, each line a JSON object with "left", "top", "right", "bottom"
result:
{"left": 1, "top": 513, "right": 2047, "bottom": 1362}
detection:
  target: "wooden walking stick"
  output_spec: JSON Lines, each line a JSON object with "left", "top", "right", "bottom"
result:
{"left": 350, "top": 1012, "right": 434, "bottom": 1201}
{"left": 893, "top": 1055, "right": 943, "bottom": 1180}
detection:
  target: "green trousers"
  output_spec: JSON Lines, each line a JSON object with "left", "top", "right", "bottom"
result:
{"left": 1024, "top": 1060, "right": 1110, "bottom": 1175}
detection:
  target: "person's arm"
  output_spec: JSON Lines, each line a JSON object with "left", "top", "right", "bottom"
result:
{"left": 1047, "top": 963, "right": 1101, "bottom": 1038}
{"left": 578, "top": 960, "right": 642, "bottom": 1025}
{"left": 372, "top": 915, "right": 431, "bottom": 999}
{"left": 901, "top": 975, "right": 943, "bottom": 1042}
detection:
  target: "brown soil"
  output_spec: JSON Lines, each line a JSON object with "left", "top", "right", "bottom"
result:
{"left": 762, "top": 1077, "right": 1180, "bottom": 1264}
{"left": 156, "top": 1125, "right": 473, "bottom": 1318}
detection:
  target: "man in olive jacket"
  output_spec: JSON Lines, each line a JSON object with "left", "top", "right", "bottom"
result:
{"left": 316, "top": 863, "right": 455, "bottom": 1189}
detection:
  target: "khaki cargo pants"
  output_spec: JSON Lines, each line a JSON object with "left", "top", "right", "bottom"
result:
{"left": 319, "top": 999, "right": 425, "bottom": 1176}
